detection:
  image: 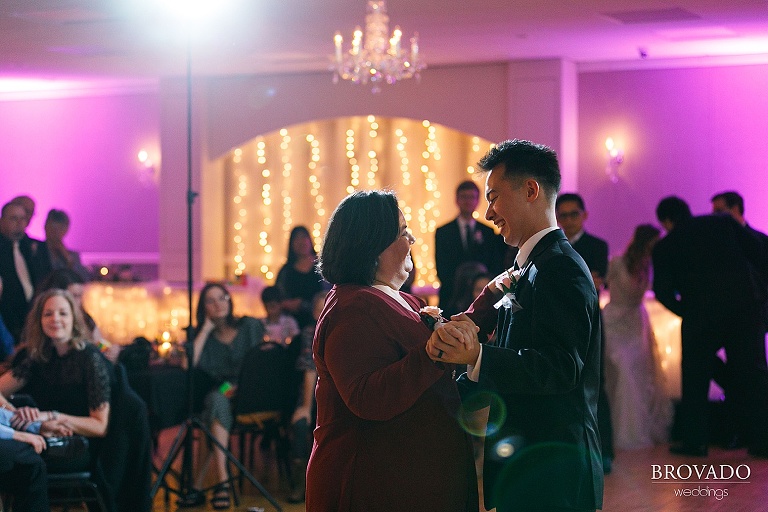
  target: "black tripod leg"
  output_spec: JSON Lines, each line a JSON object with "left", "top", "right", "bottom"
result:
{"left": 150, "top": 419, "right": 193, "bottom": 499}
{"left": 190, "top": 418, "right": 283, "bottom": 512}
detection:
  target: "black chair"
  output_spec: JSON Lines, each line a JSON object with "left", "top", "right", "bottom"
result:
{"left": 47, "top": 471, "right": 107, "bottom": 512}
{"left": 231, "top": 341, "right": 296, "bottom": 492}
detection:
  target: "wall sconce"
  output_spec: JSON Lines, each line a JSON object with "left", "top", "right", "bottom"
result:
{"left": 137, "top": 148, "right": 158, "bottom": 186}
{"left": 604, "top": 137, "right": 624, "bottom": 183}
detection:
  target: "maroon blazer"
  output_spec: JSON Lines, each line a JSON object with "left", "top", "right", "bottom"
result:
{"left": 306, "top": 284, "right": 478, "bottom": 512}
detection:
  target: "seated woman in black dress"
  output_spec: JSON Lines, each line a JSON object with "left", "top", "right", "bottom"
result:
{"left": 0, "top": 288, "right": 111, "bottom": 469}
{"left": 177, "top": 282, "right": 265, "bottom": 510}
{"left": 275, "top": 226, "right": 325, "bottom": 329}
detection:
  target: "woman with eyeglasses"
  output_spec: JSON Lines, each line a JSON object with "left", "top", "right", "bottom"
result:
{"left": 177, "top": 282, "right": 265, "bottom": 510}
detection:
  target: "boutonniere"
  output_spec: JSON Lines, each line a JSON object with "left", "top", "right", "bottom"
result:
{"left": 473, "top": 229, "right": 484, "bottom": 245}
{"left": 493, "top": 267, "right": 523, "bottom": 311}
{"left": 419, "top": 306, "right": 447, "bottom": 330}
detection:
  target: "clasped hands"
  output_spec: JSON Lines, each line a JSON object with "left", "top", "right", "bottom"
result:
{"left": 11, "top": 406, "right": 74, "bottom": 436}
{"left": 426, "top": 313, "right": 481, "bottom": 366}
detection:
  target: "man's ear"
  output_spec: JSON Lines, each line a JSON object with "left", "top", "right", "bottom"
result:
{"left": 525, "top": 179, "right": 540, "bottom": 202}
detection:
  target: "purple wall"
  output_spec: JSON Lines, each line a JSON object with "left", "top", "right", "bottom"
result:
{"left": 2, "top": 61, "right": 767, "bottom": 266}
{"left": 0, "top": 92, "right": 160, "bottom": 254}
{"left": 578, "top": 64, "right": 768, "bottom": 256}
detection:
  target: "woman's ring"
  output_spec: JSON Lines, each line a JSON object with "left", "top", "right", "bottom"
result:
{"left": 437, "top": 349, "right": 444, "bottom": 359}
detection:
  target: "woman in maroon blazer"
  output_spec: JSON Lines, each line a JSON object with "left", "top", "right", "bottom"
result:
{"left": 306, "top": 190, "right": 478, "bottom": 512}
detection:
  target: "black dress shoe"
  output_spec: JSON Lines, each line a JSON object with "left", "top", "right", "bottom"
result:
{"left": 669, "top": 443, "right": 708, "bottom": 457}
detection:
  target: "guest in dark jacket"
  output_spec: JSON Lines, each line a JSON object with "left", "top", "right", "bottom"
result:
{"left": 653, "top": 196, "right": 768, "bottom": 457}
{"left": 435, "top": 180, "right": 505, "bottom": 310}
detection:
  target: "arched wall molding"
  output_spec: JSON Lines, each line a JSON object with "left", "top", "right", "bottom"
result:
{"left": 205, "top": 115, "right": 494, "bottom": 286}
{"left": 160, "top": 59, "right": 576, "bottom": 282}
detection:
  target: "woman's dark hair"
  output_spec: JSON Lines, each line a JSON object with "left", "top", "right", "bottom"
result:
{"left": 319, "top": 190, "right": 400, "bottom": 286}
{"left": 624, "top": 224, "right": 661, "bottom": 279}
{"left": 196, "top": 282, "right": 237, "bottom": 329}
{"left": 39, "top": 267, "right": 84, "bottom": 292}
{"left": 286, "top": 225, "right": 317, "bottom": 266}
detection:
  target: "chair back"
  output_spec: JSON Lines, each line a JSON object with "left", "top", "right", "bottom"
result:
{"left": 233, "top": 341, "right": 294, "bottom": 417}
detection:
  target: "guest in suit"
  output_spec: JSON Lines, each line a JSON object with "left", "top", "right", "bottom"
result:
{"left": 306, "top": 190, "right": 478, "bottom": 512}
{"left": 711, "top": 191, "right": 768, "bottom": 330}
{"left": 653, "top": 196, "right": 768, "bottom": 457}
{"left": 555, "top": 192, "right": 614, "bottom": 472}
{"left": 429, "top": 139, "right": 603, "bottom": 512}
{"left": 0, "top": 201, "right": 48, "bottom": 344}
{"left": 435, "top": 180, "right": 505, "bottom": 312}
{"left": 555, "top": 193, "right": 609, "bottom": 289}
{"left": 9, "top": 196, "right": 52, "bottom": 288}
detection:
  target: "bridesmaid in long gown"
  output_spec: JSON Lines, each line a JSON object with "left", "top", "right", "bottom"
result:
{"left": 603, "top": 224, "right": 672, "bottom": 450}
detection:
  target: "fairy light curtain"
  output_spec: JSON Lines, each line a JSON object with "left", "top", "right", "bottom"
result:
{"left": 219, "top": 115, "right": 493, "bottom": 290}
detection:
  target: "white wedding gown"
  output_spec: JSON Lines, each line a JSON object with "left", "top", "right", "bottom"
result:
{"left": 603, "top": 256, "right": 672, "bottom": 450}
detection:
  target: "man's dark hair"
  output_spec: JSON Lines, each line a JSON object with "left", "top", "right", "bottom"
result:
{"left": 477, "top": 139, "right": 561, "bottom": 197}
{"left": 45, "top": 208, "right": 70, "bottom": 226}
{"left": 555, "top": 192, "right": 585, "bottom": 211}
{"left": 711, "top": 191, "right": 744, "bottom": 215}
{"left": 1, "top": 201, "right": 23, "bottom": 217}
{"left": 656, "top": 196, "right": 692, "bottom": 226}
{"left": 318, "top": 190, "right": 400, "bottom": 286}
{"left": 456, "top": 180, "right": 480, "bottom": 195}
{"left": 261, "top": 285, "right": 285, "bottom": 304}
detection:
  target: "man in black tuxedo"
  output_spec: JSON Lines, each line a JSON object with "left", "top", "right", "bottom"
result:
{"left": 555, "top": 192, "right": 614, "bottom": 473}
{"left": 435, "top": 180, "right": 505, "bottom": 314}
{"left": 0, "top": 201, "right": 47, "bottom": 344}
{"left": 653, "top": 196, "right": 768, "bottom": 457}
{"left": 429, "top": 140, "right": 603, "bottom": 512}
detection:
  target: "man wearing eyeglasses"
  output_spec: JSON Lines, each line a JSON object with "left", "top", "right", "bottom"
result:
{"left": 555, "top": 193, "right": 609, "bottom": 291}
{"left": 556, "top": 192, "right": 614, "bottom": 474}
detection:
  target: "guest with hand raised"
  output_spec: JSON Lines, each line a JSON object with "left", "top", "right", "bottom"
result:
{"left": 177, "top": 282, "right": 265, "bottom": 510}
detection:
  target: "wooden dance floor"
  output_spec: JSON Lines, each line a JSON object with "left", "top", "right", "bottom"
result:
{"left": 151, "top": 427, "right": 768, "bottom": 512}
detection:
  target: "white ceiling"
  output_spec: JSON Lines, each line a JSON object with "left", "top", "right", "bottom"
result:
{"left": 1, "top": 0, "right": 768, "bottom": 82}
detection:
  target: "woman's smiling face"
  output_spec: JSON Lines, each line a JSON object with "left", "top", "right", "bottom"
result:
{"left": 374, "top": 210, "right": 415, "bottom": 288}
{"left": 42, "top": 295, "right": 74, "bottom": 343}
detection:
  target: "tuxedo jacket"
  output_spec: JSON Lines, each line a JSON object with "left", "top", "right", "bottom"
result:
{"left": 570, "top": 231, "right": 608, "bottom": 279}
{"left": 435, "top": 218, "right": 504, "bottom": 309}
{"left": 652, "top": 214, "right": 767, "bottom": 320}
{"left": 462, "top": 229, "right": 603, "bottom": 511}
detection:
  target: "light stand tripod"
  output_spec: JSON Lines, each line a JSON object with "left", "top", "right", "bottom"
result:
{"left": 149, "top": 40, "right": 282, "bottom": 512}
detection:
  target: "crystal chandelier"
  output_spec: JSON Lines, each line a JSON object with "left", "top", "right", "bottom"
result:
{"left": 332, "top": 0, "right": 425, "bottom": 93}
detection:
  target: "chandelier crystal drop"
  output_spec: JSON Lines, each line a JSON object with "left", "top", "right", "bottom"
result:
{"left": 332, "top": 0, "right": 425, "bottom": 93}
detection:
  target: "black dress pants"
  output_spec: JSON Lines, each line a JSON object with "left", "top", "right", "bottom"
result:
{"left": 679, "top": 306, "right": 768, "bottom": 448}
{"left": 0, "top": 438, "right": 49, "bottom": 512}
